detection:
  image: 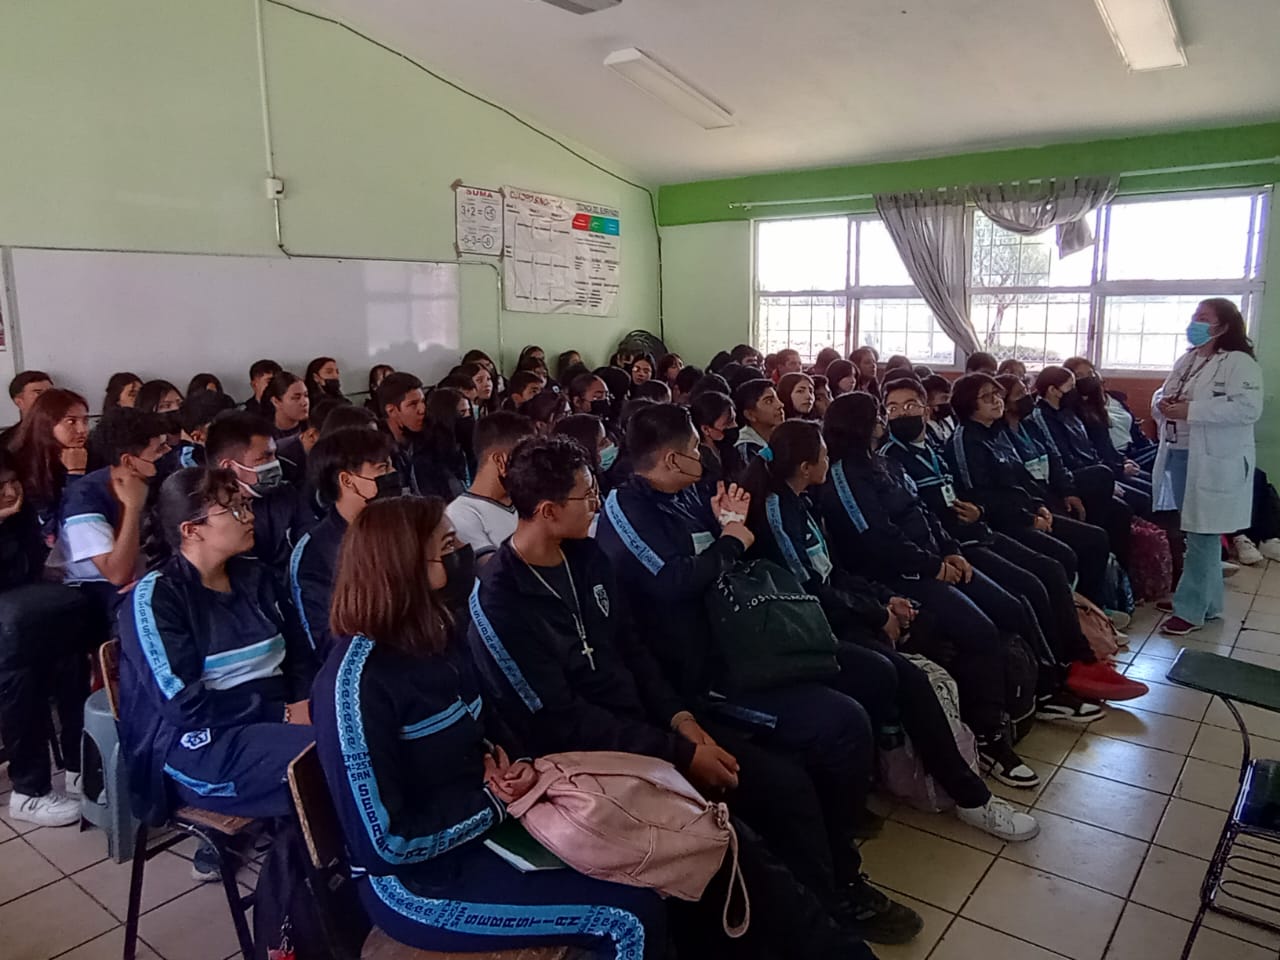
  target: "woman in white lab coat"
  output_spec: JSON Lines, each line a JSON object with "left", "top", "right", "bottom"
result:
{"left": 1151, "top": 299, "right": 1263, "bottom": 636}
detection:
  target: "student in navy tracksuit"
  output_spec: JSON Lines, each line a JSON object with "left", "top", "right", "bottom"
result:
{"left": 289, "top": 428, "right": 399, "bottom": 661}
{"left": 117, "top": 468, "right": 315, "bottom": 825}
{"left": 312, "top": 496, "right": 665, "bottom": 960}
{"left": 205, "top": 412, "right": 314, "bottom": 575}
{"left": 816, "top": 393, "right": 1040, "bottom": 789}
{"left": 466, "top": 434, "right": 881, "bottom": 956}
{"left": 372, "top": 373, "right": 429, "bottom": 496}
{"left": 597, "top": 404, "right": 922, "bottom": 945}
{"left": 154, "top": 390, "right": 234, "bottom": 485}
{"left": 741, "top": 421, "right": 1040, "bottom": 841}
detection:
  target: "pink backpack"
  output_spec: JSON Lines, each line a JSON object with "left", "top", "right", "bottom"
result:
{"left": 507, "top": 751, "right": 749, "bottom": 937}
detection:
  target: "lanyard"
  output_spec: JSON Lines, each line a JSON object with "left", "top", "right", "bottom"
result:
{"left": 513, "top": 544, "right": 596, "bottom": 670}
{"left": 912, "top": 443, "right": 947, "bottom": 481}
{"left": 1169, "top": 353, "right": 1219, "bottom": 402}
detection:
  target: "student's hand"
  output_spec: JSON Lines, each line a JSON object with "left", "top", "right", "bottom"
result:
{"left": 935, "top": 560, "right": 961, "bottom": 584}
{"left": 114, "top": 471, "right": 150, "bottom": 513}
{"left": 285, "top": 700, "right": 311, "bottom": 725}
{"left": 61, "top": 447, "right": 89, "bottom": 474}
{"left": 721, "top": 521, "right": 755, "bottom": 549}
{"left": 483, "top": 753, "right": 513, "bottom": 804}
{"left": 945, "top": 554, "right": 974, "bottom": 583}
{"left": 882, "top": 611, "right": 903, "bottom": 645}
{"left": 712, "top": 482, "right": 752, "bottom": 524}
{"left": 675, "top": 716, "right": 717, "bottom": 747}
{"left": 952, "top": 500, "right": 982, "bottom": 524}
{"left": 1123, "top": 460, "right": 1140, "bottom": 477}
{"left": 0, "top": 486, "right": 23, "bottom": 521}
{"left": 1033, "top": 514, "right": 1053, "bottom": 532}
{"left": 1159, "top": 399, "right": 1189, "bottom": 421}
{"left": 1064, "top": 496, "right": 1087, "bottom": 521}
{"left": 888, "top": 597, "right": 916, "bottom": 626}
{"left": 500, "top": 761, "right": 538, "bottom": 802}
{"left": 687, "top": 744, "right": 740, "bottom": 793}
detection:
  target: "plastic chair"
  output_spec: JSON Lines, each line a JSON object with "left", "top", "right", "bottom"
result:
{"left": 97, "top": 639, "right": 258, "bottom": 960}
{"left": 80, "top": 684, "right": 137, "bottom": 861}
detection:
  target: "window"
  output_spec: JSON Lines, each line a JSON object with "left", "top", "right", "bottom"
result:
{"left": 754, "top": 216, "right": 954, "bottom": 365}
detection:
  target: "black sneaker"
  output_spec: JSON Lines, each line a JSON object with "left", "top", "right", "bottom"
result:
{"left": 836, "top": 874, "right": 924, "bottom": 945}
{"left": 1036, "top": 690, "right": 1105, "bottom": 725}
{"left": 977, "top": 739, "right": 1040, "bottom": 788}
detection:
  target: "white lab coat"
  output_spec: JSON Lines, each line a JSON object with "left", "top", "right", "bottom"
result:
{"left": 1151, "top": 349, "right": 1263, "bottom": 534}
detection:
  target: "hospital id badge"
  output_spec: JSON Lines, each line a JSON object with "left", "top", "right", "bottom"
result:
{"left": 1026, "top": 455, "right": 1050, "bottom": 481}
{"left": 691, "top": 531, "right": 716, "bottom": 555}
{"left": 940, "top": 482, "right": 957, "bottom": 507}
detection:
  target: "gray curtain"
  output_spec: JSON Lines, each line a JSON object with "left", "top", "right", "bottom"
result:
{"left": 874, "top": 188, "right": 979, "bottom": 355}
{"left": 970, "top": 176, "right": 1118, "bottom": 258}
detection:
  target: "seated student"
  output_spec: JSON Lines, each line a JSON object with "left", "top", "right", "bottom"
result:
{"left": 948, "top": 374, "right": 1113, "bottom": 608}
{"left": 691, "top": 391, "right": 744, "bottom": 489}
{"left": 205, "top": 412, "right": 312, "bottom": 571}
{"left": 595, "top": 366, "right": 632, "bottom": 426}
{"left": 446, "top": 411, "right": 534, "bottom": 564}
{"left": 554, "top": 350, "right": 583, "bottom": 384}
{"left": 52, "top": 408, "right": 169, "bottom": 614}
{"left": 503, "top": 370, "right": 544, "bottom": 412}
{"left": 568, "top": 372, "right": 610, "bottom": 419}
{"left": 671, "top": 364, "right": 703, "bottom": 405}
{"left": 277, "top": 397, "right": 343, "bottom": 489}
{"left": 812, "top": 375, "right": 833, "bottom": 418}
{"left": 290, "top": 427, "right": 397, "bottom": 660}
{"left": 118, "top": 467, "right": 314, "bottom": 827}
{"left": 688, "top": 372, "right": 731, "bottom": 404}
{"left": 364, "top": 364, "right": 395, "bottom": 415}
{"left": 849, "top": 347, "right": 880, "bottom": 398}
{"left": 305, "top": 356, "right": 345, "bottom": 407}
{"left": 416, "top": 388, "right": 473, "bottom": 501}
{"left": 522, "top": 390, "right": 570, "bottom": 438}
{"left": 87, "top": 373, "right": 144, "bottom": 470}
{"left": 558, "top": 362, "right": 592, "bottom": 394}
{"left": 313, "top": 496, "right": 666, "bottom": 960}
{"left": 996, "top": 358, "right": 1028, "bottom": 383}
{"left": 883, "top": 356, "right": 912, "bottom": 377}
{"left": 0, "top": 449, "right": 104, "bottom": 826}
{"left": 462, "top": 349, "right": 505, "bottom": 404}
{"left": 826, "top": 360, "right": 856, "bottom": 398}
{"left": 457, "top": 361, "right": 495, "bottom": 416}
{"left": 733, "top": 378, "right": 785, "bottom": 463}
{"left": 466, "top": 436, "right": 886, "bottom": 958}
{"left": 657, "top": 353, "right": 683, "bottom": 388}
{"left": 729, "top": 343, "right": 764, "bottom": 370}
{"left": 881, "top": 380, "right": 1131, "bottom": 712}
{"left": 156, "top": 390, "right": 235, "bottom": 482}
{"left": 965, "top": 352, "right": 999, "bottom": 376}
{"left": 632, "top": 379, "right": 671, "bottom": 404}
{"left": 441, "top": 370, "right": 480, "bottom": 413}
{"left": 921, "top": 375, "right": 955, "bottom": 446}
{"left": 263, "top": 371, "right": 311, "bottom": 441}
{"left": 772, "top": 349, "right": 804, "bottom": 381}
{"left": 778, "top": 372, "right": 817, "bottom": 420}
{"left": 515, "top": 352, "right": 549, "bottom": 382}
{"left": 374, "top": 372, "right": 427, "bottom": 492}
{"left": 136, "top": 380, "right": 183, "bottom": 416}
{"left": 1063, "top": 357, "right": 1158, "bottom": 469}
{"left": 243, "top": 359, "right": 282, "bottom": 419}
{"left": 741, "top": 421, "right": 1039, "bottom": 840}
{"left": 185, "top": 373, "right": 223, "bottom": 398}
{"left": 8, "top": 388, "right": 91, "bottom": 536}
{"left": 322, "top": 403, "right": 377, "bottom": 434}
{"left": 553, "top": 413, "right": 615, "bottom": 488}
{"left": 3, "top": 370, "right": 54, "bottom": 447}
{"left": 816, "top": 393, "right": 1039, "bottom": 787}
{"left": 598, "top": 404, "right": 921, "bottom": 945}
{"left": 629, "top": 353, "right": 656, "bottom": 389}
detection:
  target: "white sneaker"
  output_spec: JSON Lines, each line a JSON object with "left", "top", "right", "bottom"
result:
{"left": 1233, "top": 535, "right": 1264, "bottom": 566}
{"left": 8, "top": 790, "right": 81, "bottom": 827}
{"left": 1106, "top": 609, "right": 1132, "bottom": 631}
{"left": 1222, "top": 561, "right": 1240, "bottom": 579}
{"left": 1259, "top": 539, "right": 1280, "bottom": 563}
{"left": 957, "top": 797, "right": 1040, "bottom": 842}
{"left": 64, "top": 772, "right": 84, "bottom": 798}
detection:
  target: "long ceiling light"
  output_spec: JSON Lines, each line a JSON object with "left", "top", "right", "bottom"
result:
{"left": 604, "top": 48, "right": 735, "bottom": 129}
{"left": 1093, "top": 0, "right": 1187, "bottom": 71}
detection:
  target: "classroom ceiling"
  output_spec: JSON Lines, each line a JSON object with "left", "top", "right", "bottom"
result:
{"left": 292, "top": 0, "right": 1280, "bottom": 185}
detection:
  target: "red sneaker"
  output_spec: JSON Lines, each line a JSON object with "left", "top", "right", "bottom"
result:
{"left": 1155, "top": 599, "right": 1174, "bottom": 614}
{"left": 1066, "top": 661, "right": 1150, "bottom": 702}
{"left": 1161, "top": 616, "right": 1200, "bottom": 637}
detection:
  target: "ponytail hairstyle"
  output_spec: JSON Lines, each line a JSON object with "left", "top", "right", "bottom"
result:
{"left": 822, "top": 391, "right": 880, "bottom": 464}
{"left": 103, "top": 372, "right": 143, "bottom": 411}
{"left": 741, "top": 419, "right": 825, "bottom": 527}
{"left": 1201, "top": 298, "right": 1255, "bottom": 358}
{"left": 155, "top": 467, "right": 242, "bottom": 550}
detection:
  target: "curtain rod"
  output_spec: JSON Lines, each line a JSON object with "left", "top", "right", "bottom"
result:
{"left": 726, "top": 156, "right": 1280, "bottom": 210}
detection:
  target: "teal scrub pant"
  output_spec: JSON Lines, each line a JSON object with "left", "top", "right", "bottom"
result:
{"left": 1169, "top": 450, "right": 1225, "bottom": 626}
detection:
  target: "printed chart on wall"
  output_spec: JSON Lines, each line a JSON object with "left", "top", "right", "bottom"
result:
{"left": 502, "top": 186, "right": 620, "bottom": 316}
{"left": 454, "top": 184, "right": 503, "bottom": 256}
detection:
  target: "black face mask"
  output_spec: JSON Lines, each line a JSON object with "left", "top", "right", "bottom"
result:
{"left": 1013, "top": 395, "right": 1036, "bottom": 418}
{"left": 932, "top": 403, "right": 953, "bottom": 422}
{"left": 322, "top": 378, "right": 343, "bottom": 396}
{"left": 720, "top": 426, "right": 741, "bottom": 447}
{"left": 436, "top": 544, "right": 476, "bottom": 612}
{"left": 589, "top": 398, "right": 611, "bottom": 420}
{"left": 365, "top": 471, "right": 404, "bottom": 503}
{"left": 1060, "top": 389, "right": 1081, "bottom": 410}
{"left": 887, "top": 415, "right": 925, "bottom": 444}
{"left": 1076, "top": 376, "right": 1102, "bottom": 398}
{"left": 454, "top": 416, "right": 476, "bottom": 450}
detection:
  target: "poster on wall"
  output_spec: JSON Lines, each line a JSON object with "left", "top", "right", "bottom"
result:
{"left": 454, "top": 184, "right": 504, "bottom": 256}
{"left": 502, "top": 186, "right": 620, "bottom": 316}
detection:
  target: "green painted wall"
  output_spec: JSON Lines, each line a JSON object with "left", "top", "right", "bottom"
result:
{"left": 658, "top": 222, "right": 752, "bottom": 367}
{"left": 0, "top": 0, "right": 660, "bottom": 374}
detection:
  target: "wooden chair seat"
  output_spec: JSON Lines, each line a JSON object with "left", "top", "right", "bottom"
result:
{"left": 173, "top": 806, "right": 256, "bottom": 836}
{"left": 361, "top": 926, "right": 580, "bottom": 960}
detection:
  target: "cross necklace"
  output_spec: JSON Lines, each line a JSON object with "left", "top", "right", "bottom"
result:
{"left": 512, "top": 541, "right": 596, "bottom": 671}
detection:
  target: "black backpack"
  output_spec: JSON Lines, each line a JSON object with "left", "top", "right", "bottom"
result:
{"left": 1002, "top": 631, "right": 1039, "bottom": 744}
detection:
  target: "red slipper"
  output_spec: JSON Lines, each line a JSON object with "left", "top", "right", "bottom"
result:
{"left": 1066, "top": 661, "right": 1150, "bottom": 702}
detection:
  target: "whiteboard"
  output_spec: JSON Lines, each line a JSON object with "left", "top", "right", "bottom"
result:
{"left": 5, "top": 249, "right": 483, "bottom": 416}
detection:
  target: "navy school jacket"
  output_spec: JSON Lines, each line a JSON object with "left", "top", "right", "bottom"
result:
{"left": 155, "top": 441, "right": 204, "bottom": 485}
{"left": 750, "top": 485, "right": 893, "bottom": 638}
{"left": 945, "top": 421, "right": 1046, "bottom": 533}
{"left": 288, "top": 509, "right": 346, "bottom": 662}
{"left": 595, "top": 477, "right": 745, "bottom": 700}
{"left": 466, "top": 538, "right": 696, "bottom": 773}
{"left": 1031, "top": 402, "right": 1108, "bottom": 475}
{"left": 117, "top": 554, "right": 316, "bottom": 824}
{"left": 815, "top": 454, "right": 958, "bottom": 581}
{"left": 879, "top": 435, "right": 996, "bottom": 546}
{"left": 313, "top": 631, "right": 507, "bottom": 881}
{"left": 1001, "top": 417, "right": 1077, "bottom": 503}
{"left": 248, "top": 484, "right": 315, "bottom": 573}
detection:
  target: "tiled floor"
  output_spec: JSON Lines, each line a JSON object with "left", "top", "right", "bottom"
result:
{"left": 6, "top": 566, "right": 1280, "bottom": 959}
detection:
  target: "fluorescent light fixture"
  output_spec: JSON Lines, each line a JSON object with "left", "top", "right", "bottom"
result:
{"left": 604, "top": 48, "right": 735, "bottom": 129}
{"left": 1093, "top": 0, "right": 1187, "bottom": 71}
{"left": 538, "top": 0, "right": 621, "bottom": 14}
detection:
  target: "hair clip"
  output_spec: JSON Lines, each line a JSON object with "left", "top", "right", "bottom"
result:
{"left": 759, "top": 446, "right": 774, "bottom": 462}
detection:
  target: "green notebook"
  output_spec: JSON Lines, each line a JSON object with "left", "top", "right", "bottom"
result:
{"left": 484, "top": 819, "right": 567, "bottom": 872}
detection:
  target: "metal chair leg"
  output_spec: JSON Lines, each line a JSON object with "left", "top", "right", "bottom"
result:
{"left": 123, "top": 823, "right": 149, "bottom": 960}
{"left": 215, "top": 837, "right": 256, "bottom": 960}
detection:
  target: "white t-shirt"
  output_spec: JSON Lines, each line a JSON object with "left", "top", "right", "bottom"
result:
{"left": 1105, "top": 396, "right": 1134, "bottom": 453}
{"left": 446, "top": 493, "right": 518, "bottom": 559}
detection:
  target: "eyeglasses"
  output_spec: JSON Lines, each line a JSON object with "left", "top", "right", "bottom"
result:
{"left": 565, "top": 483, "right": 602, "bottom": 512}
{"left": 885, "top": 400, "right": 926, "bottom": 416}
{"left": 193, "top": 501, "right": 255, "bottom": 525}
{"left": 976, "top": 390, "right": 1005, "bottom": 404}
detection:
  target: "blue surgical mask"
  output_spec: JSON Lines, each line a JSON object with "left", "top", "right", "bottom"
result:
{"left": 599, "top": 442, "right": 619, "bottom": 471}
{"left": 1186, "top": 320, "right": 1215, "bottom": 347}
{"left": 237, "top": 458, "right": 283, "bottom": 495}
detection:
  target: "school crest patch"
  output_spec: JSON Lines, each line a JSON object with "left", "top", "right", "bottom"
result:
{"left": 593, "top": 583, "right": 610, "bottom": 617}
{"left": 180, "top": 728, "right": 212, "bottom": 750}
